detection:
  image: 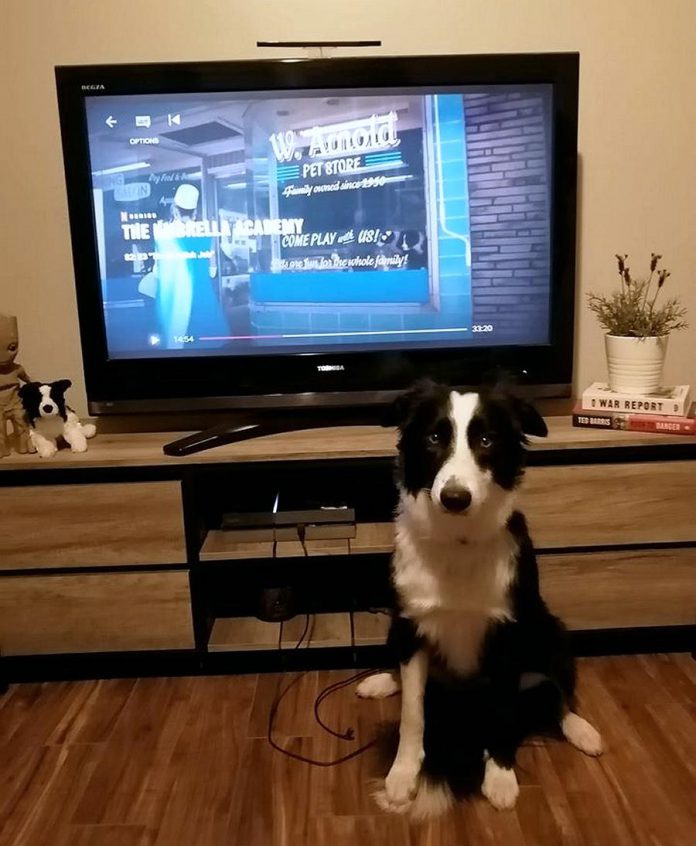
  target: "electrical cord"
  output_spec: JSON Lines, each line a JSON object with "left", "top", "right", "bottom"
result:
{"left": 349, "top": 607, "right": 357, "bottom": 664}
{"left": 266, "top": 520, "right": 383, "bottom": 766}
{"left": 312, "top": 666, "right": 378, "bottom": 742}
{"left": 294, "top": 612, "right": 312, "bottom": 650}
{"left": 267, "top": 607, "right": 381, "bottom": 766}
{"left": 297, "top": 523, "right": 308, "bottom": 556}
{"left": 268, "top": 670, "right": 380, "bottom": 766}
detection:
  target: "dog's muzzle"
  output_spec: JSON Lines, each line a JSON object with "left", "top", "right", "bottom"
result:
{"left": 439, "top": 481, "right": 472, "bottom": 514}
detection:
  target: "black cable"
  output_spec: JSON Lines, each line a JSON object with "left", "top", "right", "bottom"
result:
{"left": 349, "top": 607, "right": 356, "bottom": 661}
{"left": 297, "top": 523, "right": 308, "bottom": 556}
{"left": 266, "top": 520, "right": 388, "bottom": 766}
{"left": 294, "top": 612, "right": 312, "bottom": 650}
{"left": 267, "top": 608, "right": 383, "bottom": 766}
{"left": 268, "top": 664, "right": 380, "bottom": 767}
{"left": 313, "top": 667, "right": 378, "bottom": 741}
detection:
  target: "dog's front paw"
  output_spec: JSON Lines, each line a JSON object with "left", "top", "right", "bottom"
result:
{"left": 69, "top": 437, "right": 88, "bottom": 453}
{"left": 374, "top": 762, "right": 420, "bottom": 813}
{"left": 37, "top": 443, "right": 58, "bottom": 459}
{"left": 562, "top": 712, "right": 603, "bottom": 756}
{"left": 482, "top": 759, "right": 519, "bottom": 810}
{"left": 356, "top": 672, "right": 400, "bottom": 699}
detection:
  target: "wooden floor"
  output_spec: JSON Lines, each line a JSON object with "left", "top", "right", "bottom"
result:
{"left": 1, "top": 654, "right": 695, "bottom": 846}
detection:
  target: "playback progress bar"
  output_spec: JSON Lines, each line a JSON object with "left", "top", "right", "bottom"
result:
{"left": 198, "top": 327, "right": 470, "bottom": 342}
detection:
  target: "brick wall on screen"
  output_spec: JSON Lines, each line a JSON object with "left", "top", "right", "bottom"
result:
{"left": 464, "top": 90, "right": 551, "bottom": 340}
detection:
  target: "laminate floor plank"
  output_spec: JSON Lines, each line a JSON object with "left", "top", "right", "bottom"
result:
{"left": 310, "top": 814, "right": 410, "bottom": 846}
{"left": 51, "top": 824, "right": 150, "bottom": 846}
{"left": 59, "top": 678, "right": 138, "bottom": 745}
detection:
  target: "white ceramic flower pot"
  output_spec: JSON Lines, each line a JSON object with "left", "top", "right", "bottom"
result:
{"left": 605, "top": 335, "right": 668, "bottom": 393}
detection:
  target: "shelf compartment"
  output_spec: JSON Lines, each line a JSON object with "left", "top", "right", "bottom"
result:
{"left": 207, "top": 611, "right": 390, "bottom": 652}
{"left": 348, "top": 523, "right": 394, "bottom": 554}
{"left": 200, "top": 523, "right": 393, "bottom": 562}
{"left": 200, "top": 532, "right": 274, "bottom": 561}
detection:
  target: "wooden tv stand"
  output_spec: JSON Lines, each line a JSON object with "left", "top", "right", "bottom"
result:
{"left": 1, "top": 418, "right": 694, "bottom": 687}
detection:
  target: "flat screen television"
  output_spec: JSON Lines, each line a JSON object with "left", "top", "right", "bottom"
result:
{"left": 56, "top": 53, "right": 579, "bottom": 421}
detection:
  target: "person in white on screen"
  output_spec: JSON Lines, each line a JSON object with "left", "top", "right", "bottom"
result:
{"left": 143, "top": 184, "right": 226, "bottom": 349}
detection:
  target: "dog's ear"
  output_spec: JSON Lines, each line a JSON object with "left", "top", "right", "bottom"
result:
{"left": 483, "top": 381, "right": 548, "bottom": 439}
{"left": 512, "top": 396, "right": 548, "bottom": 438}
{"left": 51, "top": 379, "right": 72, "bottom": 396}
{"left": 496, "top": 390, "right": 547, "bottom": 439}
{"left": 382, "top": 378, "right": 440, "bottom": 428}
{"left": 18, "top": 382, "right": 38, "bottom": 401}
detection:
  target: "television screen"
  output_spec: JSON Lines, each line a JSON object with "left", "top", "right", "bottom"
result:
{"left": 57, "top": 55, "right": 578, "bottom": 412}
{"left": 84, "top": 84, "right": 554, "bottom": 359}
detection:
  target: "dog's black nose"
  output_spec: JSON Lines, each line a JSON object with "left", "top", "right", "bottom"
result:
{"left": 439, "top": 483, "right": 472, "bottom": 513}
{"left": 42, "top": 405, "right": 53, "bottom": 414}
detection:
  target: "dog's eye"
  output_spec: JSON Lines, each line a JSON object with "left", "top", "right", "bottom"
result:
{"left": 480, "top": 435, "right": 493, "bottom": 448}
{"left": 427, "top": 432, "right": 441, "bottom": 445}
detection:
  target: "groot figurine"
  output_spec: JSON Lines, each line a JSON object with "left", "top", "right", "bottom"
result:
{"left": 0, "top": 314, "right": 34, "bottom": 456}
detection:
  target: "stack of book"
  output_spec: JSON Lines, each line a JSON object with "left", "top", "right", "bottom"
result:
{"left": 573, "top": 382, "right": 694, "bottom": 435}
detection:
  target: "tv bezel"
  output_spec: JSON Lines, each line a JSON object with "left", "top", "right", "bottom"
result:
{"left": 55, "top": 52, "right": 579, "bottom": 414}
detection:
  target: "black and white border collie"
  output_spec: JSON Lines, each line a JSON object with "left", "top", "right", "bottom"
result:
{"left": 357, "top": 380, "right": 602, "bottom": 817}
{"left": 19, "top": 380, "right": 96, "bottom": 458}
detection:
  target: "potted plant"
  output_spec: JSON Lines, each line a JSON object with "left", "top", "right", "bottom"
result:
{"left": 587, "top": 253, "right": 688, "bottom": 393}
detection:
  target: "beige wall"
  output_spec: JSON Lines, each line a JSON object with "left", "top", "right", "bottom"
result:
{"left": 2, "top": 0, "right": 695, "bottom": 418}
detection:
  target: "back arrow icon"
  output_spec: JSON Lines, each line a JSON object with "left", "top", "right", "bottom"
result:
{"left": 105, "top": 116, "right": 117, "bottom": 128}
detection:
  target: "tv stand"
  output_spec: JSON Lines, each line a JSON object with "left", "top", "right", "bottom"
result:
{"left": 162, "top": 407, "right": 383, "bottom": 456}
{"left": 1, "top": 419, "right": 695, "bottom": 687}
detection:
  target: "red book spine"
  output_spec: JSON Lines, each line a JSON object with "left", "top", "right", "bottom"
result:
{"left": 572, "top": 408, "right": 695, "bottom": 435}
{"left": 627, "top": 415, "right": 695, "bottom": 434}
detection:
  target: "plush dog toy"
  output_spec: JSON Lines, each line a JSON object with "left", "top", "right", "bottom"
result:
{"left": 18, "top": 380, "right": 96, "bottom": 458}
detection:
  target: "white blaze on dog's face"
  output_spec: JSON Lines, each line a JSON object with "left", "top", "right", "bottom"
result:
{"left": 38, "top": 385, "right": 60, "bottom": 418}
{"left": 431, "top": 392, "right": 492, "bottom": 516}
{"left": 392, "top": 380, "right": 547, "bottom": 539}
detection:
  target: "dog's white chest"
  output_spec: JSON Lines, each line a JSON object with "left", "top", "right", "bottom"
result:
{"left": 393, "top": 526, "right": 517, "bottom": 676}
{"left": 415, "top": 610, "right": 493, "bottom": 676}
